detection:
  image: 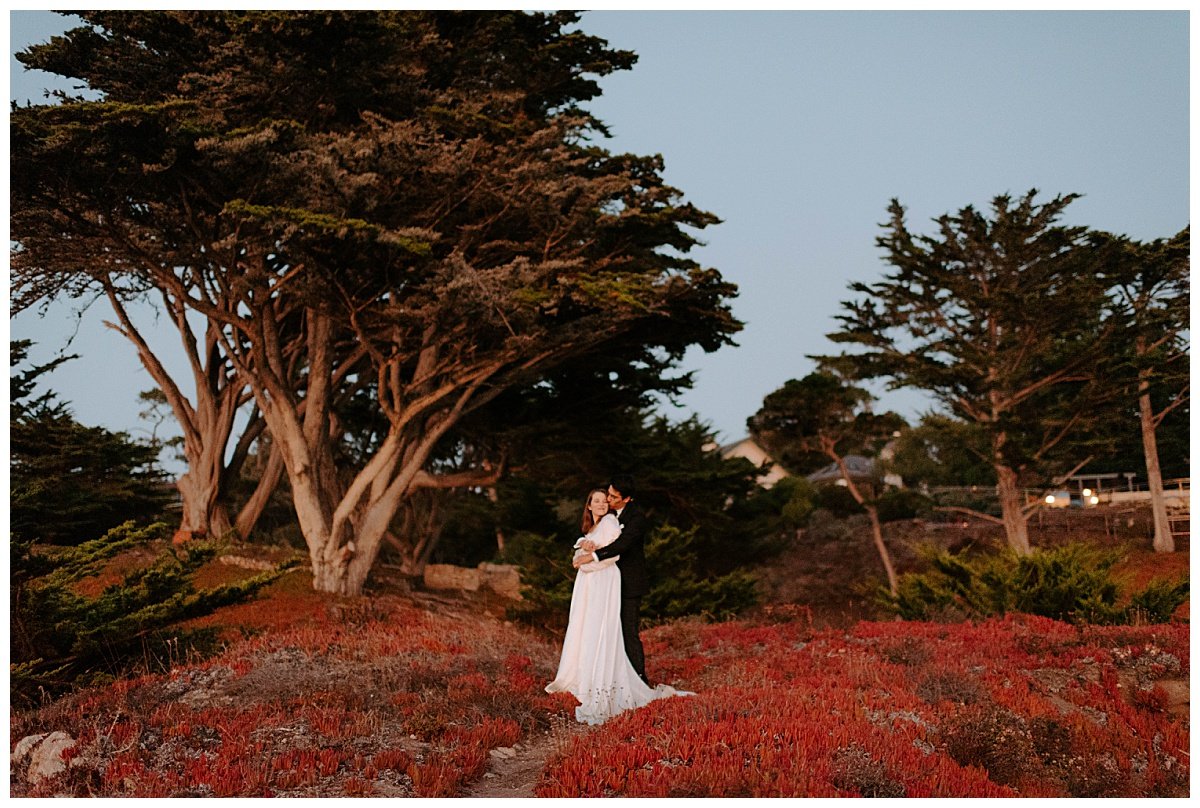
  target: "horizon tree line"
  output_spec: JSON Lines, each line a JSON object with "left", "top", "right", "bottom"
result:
{"left": 754, "top": 190, "right": 1187, "bottom": 559}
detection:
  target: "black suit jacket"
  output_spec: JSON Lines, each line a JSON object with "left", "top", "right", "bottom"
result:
{"left": 593, "top": 500, "right": 650, "bottom": 597}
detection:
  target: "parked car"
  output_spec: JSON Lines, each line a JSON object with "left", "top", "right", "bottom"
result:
{"left": 1044, "top": 490, "right": 1098, "bottom": 508}
{"left": 1044, "top": 490, "right": 1073, "bottom": 508}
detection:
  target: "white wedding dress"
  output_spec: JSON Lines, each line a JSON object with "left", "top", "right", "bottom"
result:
{"left": 545, "top": 513, "right": 688, "bottom": 725}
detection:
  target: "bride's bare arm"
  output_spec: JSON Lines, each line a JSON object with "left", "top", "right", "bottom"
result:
{"left": 577, "top": 549, "right": 618, "bottom": 572}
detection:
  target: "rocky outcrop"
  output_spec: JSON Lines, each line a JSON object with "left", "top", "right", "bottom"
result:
{"left": 424, "top": 564, "right": 483, "bottom": 592}
{"left": 13, "top": 731, "right": 78, "bottom": 784}
{"left": 478, "top": 563, "right": 522, "bottom": 600}
{"left": 423, "top": 563, "right": 523, "bottom": 600}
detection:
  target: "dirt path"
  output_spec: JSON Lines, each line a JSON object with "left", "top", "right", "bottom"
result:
{"left": 462, "top": 716, "right": 588, "bottom": 798}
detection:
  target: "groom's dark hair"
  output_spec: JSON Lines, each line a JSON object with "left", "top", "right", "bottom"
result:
{"left": 609, "top": 474, "right": 636, "bottom": 499}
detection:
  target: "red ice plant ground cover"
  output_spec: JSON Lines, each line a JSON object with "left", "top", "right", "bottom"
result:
{"left": 11, "top": 572, "right": 572, "bottom": 797}
{"left": 11, "top": 566, "right": 1189, "bottom": 798}
{"left": 537, "top": 610, "right": 1189, "bottom": 797}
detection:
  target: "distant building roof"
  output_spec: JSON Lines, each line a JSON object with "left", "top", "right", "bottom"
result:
{"left": 716, "top": 437, "right": 789, "bottom": 489}
{"left": 807, "top": 455, "right": 876, "bottom": 484}
{"left": 807, "top": 454, "right": 904, "bottom": 489}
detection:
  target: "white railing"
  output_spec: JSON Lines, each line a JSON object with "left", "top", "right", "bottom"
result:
{"left": 1119, "top": 477, "right": 1190, "bottom": 494}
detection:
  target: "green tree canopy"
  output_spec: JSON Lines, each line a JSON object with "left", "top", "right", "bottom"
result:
{"left": 10, "top": 341, "right": 173, "bottom": 544}
{"left": 12, "top": 12, "right": 740, "bottom": 594}
{"left": 820, "top": 191, "right": 1120, "bottom": 553}
{"left": 749, "top": 371, "right": 907, "bottom": 593}
{"left": 888, "top": 414, "right": 995, "bottom": 489}
{"left": 1101, "top": 227, "right": 1189, "bottom": 550}
{"left": 748, "top": 372, "right": 906, "bottom": 477}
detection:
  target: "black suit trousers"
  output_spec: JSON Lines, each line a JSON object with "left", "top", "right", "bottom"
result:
{"left": 620, "top": 593, "right": 646, "bottom": 681}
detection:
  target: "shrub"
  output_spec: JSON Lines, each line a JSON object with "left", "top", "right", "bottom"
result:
{"left": 771, "top": 475, "right": 818, "bottom": 529}
{"left": 813, "top": 485, "right": 864, "bottom": 518}
{"left": 1005, "top": 544, "right": 1121, "bottom": 621}
{"left": 874, "top": 488, "right": 934, "bottom": 522}
{"left": 502, "top": 530, "right": 577, "bottom": 626}
{"left": 1124, "top": 578, "right": 1190, "bottom": 624}
{"left": 643, "top": 524, "right": 758, "bottom": 620}
{"left": 805, "top": 510, "right": 866, "bottom": 543}
{"left": 1028, "top": 716, "right": 1072, "bottom": 765}
{"left": 507, "top": 524, "right": 759, "bottom": 626}
{"left": 879, "top": 636, "right": 932, "bottom": 667}
{"left": 883, "top": 542, "right": 1188, "bottom": 625}
{"left": 10, "top": 521, "right": 293, "bottom": 706}
{"left": 914, "top": 669, "right": 987, "bottom": 705}
{"left": 940, "top": 705, "right": 1037, "bottom": 787}
{"left": 830, "top": 744, "right": 906, "bottom": 797}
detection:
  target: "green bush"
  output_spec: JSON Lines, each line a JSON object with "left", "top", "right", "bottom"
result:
{"left": 505, "top": 523, "right": 758, "bottom": 627}
{"left": 874, "top": 488, "right": 934, "bottom": 522}
{"left": 11, "top": 521, "right": 294, "bottom": 706}
{"left": 813, "top": 485, "right": 864, "bottom": 517}
{"left": 1125, "top": 578, "right": 1191, "bottom": 624}
{"left": 643, "top": 524, "right": 758, "bottom": 620}
{"left": 502, "top": 530, "right": 577, "bottom": 625}
{"left": 768, "top": 475, "right": 818, "bottom": 530}
{"left": 883, "top": 542, "right": 1188, "bottom": 625}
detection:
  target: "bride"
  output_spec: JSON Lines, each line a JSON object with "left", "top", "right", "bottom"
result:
{"left": 545, "top": 488, "right": 687, "bottom": 725}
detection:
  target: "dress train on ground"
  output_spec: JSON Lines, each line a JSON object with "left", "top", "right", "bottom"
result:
{"left": 545, "top": 514, "right": 690, "bottom": 725}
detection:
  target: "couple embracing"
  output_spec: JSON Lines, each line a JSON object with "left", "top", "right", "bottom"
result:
{"left": 545, "top": 475, "right": 690, "bottom": 725}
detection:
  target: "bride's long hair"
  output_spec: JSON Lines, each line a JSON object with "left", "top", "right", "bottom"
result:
{"left": 580, "top": 488, "right": 608, "bottom": 535}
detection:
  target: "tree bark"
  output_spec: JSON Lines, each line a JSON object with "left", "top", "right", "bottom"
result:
{"left": 103, "top": 287, "right": 269, "bottom": 543}
{"left": 175, "top": 422, "right": 236, "bottom": 540}
{"left": 256, "top": 382, "right": 429, "bottom": 595}
{"left": 865, "top": 504, "right": 898, "bottom": 596}
{"left": 1139, "top": 375, "right": 1174, "bottom": 552}
{"left": 829, "top": 449, "right": 899, "bottom": 595}
{"left": 414, "top": 494, "right": 447, "bottom": 576}
{"left": 486, "top": 485, "right": 506, "bottom": 554}
{"left": 994, "top": 464, "right": 1031, "bottom": 554}
{"left": 177, "top": 469, "right": 233, "bottom": 539}
{"left": 233, "top": 442, "right": 287, "bottom": 542}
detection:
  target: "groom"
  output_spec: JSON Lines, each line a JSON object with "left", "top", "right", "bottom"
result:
{"left": 575, "top": 474, "right": 650, "bottom": 685}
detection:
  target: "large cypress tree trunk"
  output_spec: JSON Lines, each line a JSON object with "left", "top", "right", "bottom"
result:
{"left": 305, "top": 494, "right": 412, "bottom": 595}
{"left": 175, "top": 470, "right": 234, "bottom": 537}
{"left": 176, "top": 463, "right": 233, "bottom": 540}
{"left": 176, "top": 423, "right": 285, "bottom": 543}
{"left": 990, "top": 423, "right": 1032, "bottom": 555}
{"left": 269, "top": 406, "right": 424, "bottom": 596}
{"left": 103, "top": 290, "right": 255, "bottom": 543}
{"left": 1139, "top": 379, "right": 1174, "bottom": 553}
{"left": 276, "top": 438, "right": 345, "bottom": 593}
{"left": 994, "top": 464, "right": 1031, "bottom": 555}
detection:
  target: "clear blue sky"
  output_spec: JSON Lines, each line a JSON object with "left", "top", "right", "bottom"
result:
{"left": 8, "top": 10, "right": 1190, "bottom": 462}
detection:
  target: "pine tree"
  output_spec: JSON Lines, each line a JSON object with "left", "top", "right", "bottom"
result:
{"left": 10, "top": 341, "right": 172, "bottom": 545}
{"left": 821, "top": 191, "right": 1119, "bottom": 554}
{"left": 11, "top": 521, "right": 295, "bottom": 706}
{"left": 1103, "top": 228, "right": 1189, "bottom": 551}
